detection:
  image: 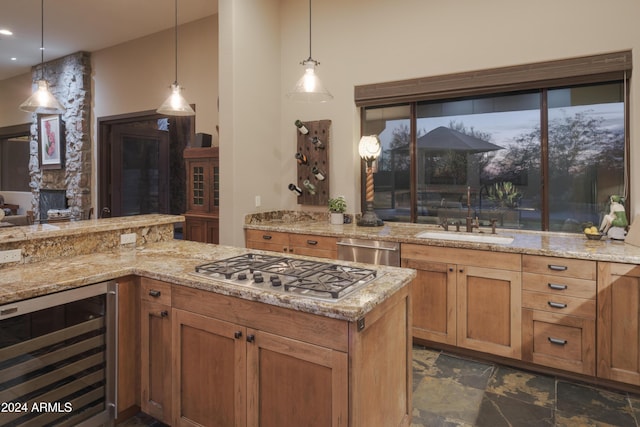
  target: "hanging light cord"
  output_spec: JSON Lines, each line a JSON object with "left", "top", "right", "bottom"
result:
{"left": 304, "top": 0, "right": 318, "bottom": 65}
{"left": 307, "top": 0, "right": 312, "bottom": 61}
{"left": 173, "top": 0, "right": 178, "bottom": 85}
{"left": 39, "top": 0, "right": 44, "bottom": 78}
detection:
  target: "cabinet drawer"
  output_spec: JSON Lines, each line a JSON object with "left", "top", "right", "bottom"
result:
{"left": 522, "top": 255, "right": 596, "bottom": 281}
{"left": 289, "top": 234, "right": 337, "bottom": 251}
{"left": 522, "top": 309, "right": 595, "bottom": 375}
{"left": 245, "top": 229, "right": 289, "bottom": 246}
{"left": 401, "top": 244, "right": 521, "bottom": 271}
{"left": 522, "top": 290, "right": 595, "bottom": 319}
{"left": 522, "top": 273, "right": 596, "bottom": 299}
{"left": 141, "top": 278, "right": 172, "bottom": 305}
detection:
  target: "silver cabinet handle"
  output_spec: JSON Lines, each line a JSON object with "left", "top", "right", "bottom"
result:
{"left": 0, "top": 307, "right": 18, "bottom": 316}
{"left": 548, "top": 301, "right": 567, "bottom": 309}
{"left": 548, "top": 337, "right": 567, "bottom": 345}
{"left": 336, "top": 242, "right": 398, "bottom": 251}
{"left": 548, "top": 283, "right": 567, "bottom": 290}
{"left": 548, "top": 264, "right": 568, "bottom": 271}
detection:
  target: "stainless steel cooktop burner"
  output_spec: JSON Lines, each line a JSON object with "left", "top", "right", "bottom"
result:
{"left": 193, "top": 253, "right": 379, "bottom": 301}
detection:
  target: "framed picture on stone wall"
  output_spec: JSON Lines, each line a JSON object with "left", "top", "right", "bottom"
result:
{"left": 39, "top": 115, "right": 64, "bottom": 169}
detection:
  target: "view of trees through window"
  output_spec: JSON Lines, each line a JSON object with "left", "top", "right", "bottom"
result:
{"left": 363, "top": 82, "right": 625, "bottom": 232}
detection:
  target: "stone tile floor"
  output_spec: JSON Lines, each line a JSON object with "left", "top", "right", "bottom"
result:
{"left": 412, "top": 345, "right": 640, "bottom": 426}
{"left": 121, "top": 344, "right": 640, "bottom": 426}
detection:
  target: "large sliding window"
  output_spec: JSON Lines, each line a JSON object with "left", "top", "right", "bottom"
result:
{"left": 358, "top": 52, "right": 629, "bottom": 232}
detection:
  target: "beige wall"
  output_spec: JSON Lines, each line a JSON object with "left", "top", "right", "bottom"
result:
{"left": 219, "top": 0, "right": 640, "bottom": 246}
{"left": 3, "top": 3, "right": 639, "bottom": 247}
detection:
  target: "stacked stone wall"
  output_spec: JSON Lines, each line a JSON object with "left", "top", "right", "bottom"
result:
{"left": 28, "top": 51, "right": 91, "bottom": 220}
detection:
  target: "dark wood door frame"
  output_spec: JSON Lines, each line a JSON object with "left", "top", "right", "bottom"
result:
{"left": 98, "top": 110, "right": 194, "bottom": 217}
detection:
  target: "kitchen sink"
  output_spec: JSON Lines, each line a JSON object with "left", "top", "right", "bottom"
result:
{"left": 414, "top": 230, "right": 514, "bottom": 244}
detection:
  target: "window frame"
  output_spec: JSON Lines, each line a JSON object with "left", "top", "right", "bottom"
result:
{"left": 357, "top": 51, "right": 631, "bottom": 228}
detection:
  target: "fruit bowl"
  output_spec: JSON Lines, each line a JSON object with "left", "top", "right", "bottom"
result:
{"left": 585, "top": 232, "right": 604, "bottom": 240}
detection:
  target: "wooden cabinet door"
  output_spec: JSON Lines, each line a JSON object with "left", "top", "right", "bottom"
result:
{"left": 402, "top": 258, "right": 456, "bottom": 345}
{"left": 246, "top": 329, "right": 348, "bottom": 427}
{"left": 185, "top": 216, "right": 207, "bottom": 242}
{"left": 186, "top": 159, "right": 212, "bottom": 214}
{"left": 140, "top": 299, "right": 172, "bottom": 423}
{"left": 172, "top": 308, "right": 247, "bottom": 427}
{"left": 457, "top": 265, "right": 521, "bottom": 359}
{"left": 597, "top": 262, "right": 640, "bottom": 385}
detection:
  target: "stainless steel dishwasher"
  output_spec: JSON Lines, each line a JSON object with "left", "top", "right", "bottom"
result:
{"left": 337, "top": 238, "right": 400, "bottom": 266}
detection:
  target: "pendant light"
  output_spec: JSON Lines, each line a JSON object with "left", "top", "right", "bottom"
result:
{"left": 19, "top": 0, "right": 65, "bottom": 114}
{"left": 286, "top": 0, "right": 333, "bottom": 103}
{"left": 157, "top": 0, "right": 195, "bottom": 116}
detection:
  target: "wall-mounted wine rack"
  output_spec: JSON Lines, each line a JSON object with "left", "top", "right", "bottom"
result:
{"left": 295, "top": 119, "right": 330, "bottom": 206}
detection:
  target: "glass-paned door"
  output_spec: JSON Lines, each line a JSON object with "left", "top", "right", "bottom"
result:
{"left": 110, "top": 126, "right": 169, "bottom": 217}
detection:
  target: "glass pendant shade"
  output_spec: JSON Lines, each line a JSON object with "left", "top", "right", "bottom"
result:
{"left": 19, "top": 79, "right": 65, "bottom": 114}
{"left": 157, "top": 83, "right": 195, "bottom": 116}
{"left": 287, "top": 60, "right": 333, "bottom": 103}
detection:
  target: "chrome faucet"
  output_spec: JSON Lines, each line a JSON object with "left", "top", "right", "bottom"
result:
{"left": 439, "top": 217, "right": 449, "bottom": 231}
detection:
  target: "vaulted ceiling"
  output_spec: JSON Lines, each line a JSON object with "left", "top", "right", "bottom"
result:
{"left": 0, "top": 0, "right": 218, "bottom": 81}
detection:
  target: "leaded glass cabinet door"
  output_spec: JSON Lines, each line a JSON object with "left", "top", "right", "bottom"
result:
{"left": 187, "top": 159, "right": 209, "bottom": 213}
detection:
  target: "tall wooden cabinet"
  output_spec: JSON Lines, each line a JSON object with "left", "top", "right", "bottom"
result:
{"left": 183, "top": 147, "right": 219, "bottom": 244}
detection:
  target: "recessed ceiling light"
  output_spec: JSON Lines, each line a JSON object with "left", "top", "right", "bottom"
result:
{"left": 11, "top": 57, "right": 17, "bottom": 61}
{"left": 0, "top": 29, "right": 13, "bottom": 36}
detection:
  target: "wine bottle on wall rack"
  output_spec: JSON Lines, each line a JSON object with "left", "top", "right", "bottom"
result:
{"left": 295, "top": 152, "right": 308, "bottom": 165}
{"left": 288, "top": 183, "right": 303, "bottom": 196}
{"left": 303, "top": 179, "right": 317, "bottom": 195}
{"left": 312, "top": 166, "right": 326, "bottom": 181}
{"left": 295, "top": 120, "right": 309, "bottom": 134}
{"left": 311, "top": 136, "right": 324, "bottom": 149}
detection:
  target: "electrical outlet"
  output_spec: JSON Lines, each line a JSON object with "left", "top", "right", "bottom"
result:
{"left": 0, "top": 249, "right": 22, "bottom": 264}
{"left": 255, "top": 196, "right": 261, "bottom": 207}
{"left": 120, "top": 233, "right": 137, "bottom": 245}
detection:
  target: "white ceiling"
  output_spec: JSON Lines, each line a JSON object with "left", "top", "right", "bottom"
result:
{"left": 0, "top": 0, "right": 218, "bottom": 81}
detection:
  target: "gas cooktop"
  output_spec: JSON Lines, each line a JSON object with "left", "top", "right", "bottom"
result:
{"left": 192, "top": 253, "right": 379, "bottom": 301}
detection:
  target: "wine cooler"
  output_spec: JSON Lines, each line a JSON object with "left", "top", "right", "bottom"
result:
{"left": 0, "top": 282, "right": 117, "bottom": 427}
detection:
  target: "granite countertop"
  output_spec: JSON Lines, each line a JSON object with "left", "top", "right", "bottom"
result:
{"left": 0, "top": 214, "right": 182, "bottom": 244}
{"left": 0, "top": 239, "right": 415, "bottom": 322}
{"left": 244, "top": 212, "right": 640, "bottom": 264}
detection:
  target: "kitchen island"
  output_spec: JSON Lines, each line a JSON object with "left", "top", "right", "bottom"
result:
{"left": 0, "top": 215, "right": 415, "bottom": 427}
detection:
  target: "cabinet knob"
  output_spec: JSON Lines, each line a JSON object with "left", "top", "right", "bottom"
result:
{"left": 307, "top": 240, "right": 318, "bottom": 245}
{"left": 234, "top": 331, "right": 242, "bottom": 339}
{"left": 148, "top": 290, "right": 161, "bottom": 297}
{"left": 262, "top": 235, "right": 272, "bottom": 240}
{"left": 449, "top": 268, "right": 454, "bottom": 272}
{"left": 246, "top": 334, "right": 255, "bottom": 343}
{"left": 160, "top": 310, "right": 168, "bottom": 317}
{"left": 459, "top": 268, "right": 464, "bottom": 273}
